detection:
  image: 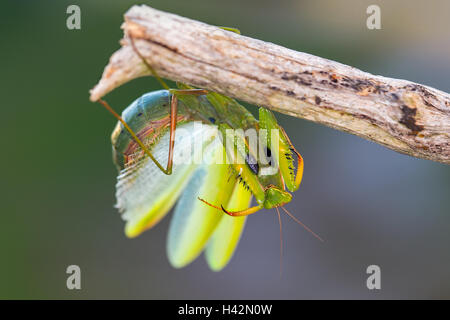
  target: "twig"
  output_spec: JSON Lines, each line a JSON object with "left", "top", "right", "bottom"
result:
{"left": 90, "top": 5, "right": 450, "bottom": 164}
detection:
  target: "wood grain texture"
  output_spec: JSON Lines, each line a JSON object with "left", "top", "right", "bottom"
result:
{"left": 90, "top": 5, "right": 450, "bottom": 164}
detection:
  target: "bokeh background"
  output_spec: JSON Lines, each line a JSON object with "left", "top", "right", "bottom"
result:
{"left": 1, "top": 0, "right": 449, "bottom": 299}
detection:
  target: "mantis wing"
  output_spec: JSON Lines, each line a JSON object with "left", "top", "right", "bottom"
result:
{"left": 167, "top": 140, "right": 237, "bottom": 268}
{"left": 205, "top": 181, "right": 252, "bottom": 271}
{"left": 116, "top": 122, "right": 217, "bottom": 238}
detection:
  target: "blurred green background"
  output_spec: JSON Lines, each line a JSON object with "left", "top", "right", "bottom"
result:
{"left": 1, "top": 0, "right": 449, "bottom": 299}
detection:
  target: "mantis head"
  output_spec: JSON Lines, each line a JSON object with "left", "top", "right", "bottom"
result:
{"left": 263, "top": 186, "right": 292, "bottom": 209}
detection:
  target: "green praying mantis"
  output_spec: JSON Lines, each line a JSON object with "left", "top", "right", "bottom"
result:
{"left": 96, "top": 28, "right": 321, "bottom": 271}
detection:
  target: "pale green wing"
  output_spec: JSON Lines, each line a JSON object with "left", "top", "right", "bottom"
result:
{"left": 205, "top": 180, "right": 252, "bottom": 271}
{"left": 116, "top": 122, "right": 217, "bottom": 238}
{"left": 167, "top": 140, "right": 236, "bottom": 268}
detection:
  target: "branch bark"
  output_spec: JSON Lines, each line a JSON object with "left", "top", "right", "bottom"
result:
{"left": 90, "top": 5, "right": 450, "bottom": 164}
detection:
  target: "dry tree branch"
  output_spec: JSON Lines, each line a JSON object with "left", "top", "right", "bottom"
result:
{"left": 90, "top": 5, "right": 450, "bottom": 164}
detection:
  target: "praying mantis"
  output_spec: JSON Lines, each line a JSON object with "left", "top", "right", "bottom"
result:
{"left": 96, "top": 28, "right": 321, "bottom": 271}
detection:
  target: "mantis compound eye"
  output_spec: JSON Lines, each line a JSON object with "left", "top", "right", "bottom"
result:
{"left": 245, "top": 153, "right": 259, "bottom": 175}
